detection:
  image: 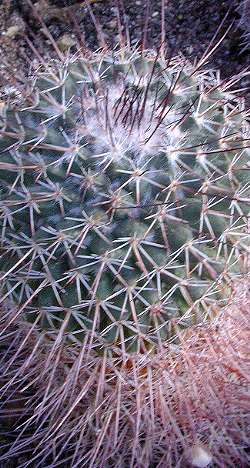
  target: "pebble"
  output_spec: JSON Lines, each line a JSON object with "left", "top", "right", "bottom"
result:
{"left": 5, "top": 25, "right": 21, "bottom": 38}
{"left": 57, "top": 34, "right": 77, "bottom": 52}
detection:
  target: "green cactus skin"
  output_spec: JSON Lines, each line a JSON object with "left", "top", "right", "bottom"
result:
{"left": 1, "top": 41, "right": 250, "bottom": 468}
{"left": 0, "top": 48, "right": 249, "bottom": 356}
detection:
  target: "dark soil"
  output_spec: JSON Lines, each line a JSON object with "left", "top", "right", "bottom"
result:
{"left": 0, "top": 0, "right": 249, "bottom": 100}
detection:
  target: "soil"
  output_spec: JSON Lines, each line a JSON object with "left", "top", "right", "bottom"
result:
{"left": 0, "top": 0, "right": 249, "bottom": 101}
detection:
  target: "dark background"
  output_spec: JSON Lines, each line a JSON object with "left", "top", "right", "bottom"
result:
{"left": 0, "top": 1, "right": 249, "bottom": 98}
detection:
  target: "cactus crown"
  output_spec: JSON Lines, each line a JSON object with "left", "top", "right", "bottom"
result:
{"left": 0, "top": 48, "right": 249, "bottom": 356}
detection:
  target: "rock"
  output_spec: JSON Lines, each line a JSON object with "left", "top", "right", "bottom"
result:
{"left": 5, "top": 25, "right": 21, "bottom": 37}
{"left": 57, "top": 33, "right": 77, "bottom": 52}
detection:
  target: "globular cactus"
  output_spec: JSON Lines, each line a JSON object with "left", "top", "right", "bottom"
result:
{"left": 0, "top": 45, "right": 250, "bottom": 466}
{"left": 0, "top": 49, "right": 249, "bottom": 353}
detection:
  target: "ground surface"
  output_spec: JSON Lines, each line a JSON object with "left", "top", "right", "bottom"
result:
{"left": 0, "top": 0, "right": 249, "bottom": 99}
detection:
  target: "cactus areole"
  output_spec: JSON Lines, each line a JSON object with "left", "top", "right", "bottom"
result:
{"left": 0, "top": 49, "right": 249, "bottom": 356}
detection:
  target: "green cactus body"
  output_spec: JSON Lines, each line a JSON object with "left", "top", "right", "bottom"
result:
{"left": 0, "top": 49, "right": 249, "bottom": 355}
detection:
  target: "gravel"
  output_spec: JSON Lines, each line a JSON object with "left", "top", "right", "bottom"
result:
{"left": 0, "top": 0, "right": 249, "bottom": 96}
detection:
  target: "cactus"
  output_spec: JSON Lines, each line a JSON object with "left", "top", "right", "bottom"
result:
{"left": 0, "top": 43, "right": 250, "bottom": 467}
{"left": 1, "top": 278, "right": 250, "bottom": 467}
{"left": 0, "top": 48, "right": 249, "bottom": 356}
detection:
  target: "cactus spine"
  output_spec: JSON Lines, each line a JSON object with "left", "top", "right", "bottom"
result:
{"left": 0, "top": 45, "right": 250, "bottom": 466}
{"left": 1, "top": 49, "right": 249, "bottom": 353}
